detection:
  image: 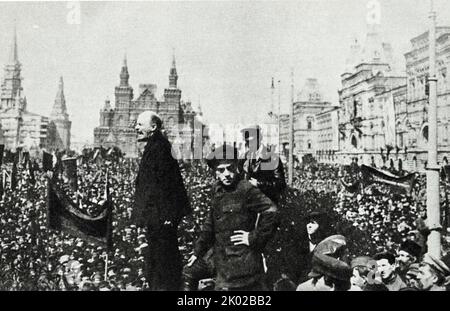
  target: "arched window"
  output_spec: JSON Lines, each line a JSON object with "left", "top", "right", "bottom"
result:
{"left": 307, "top": 117, "right": 313, "bottom": 130}
{"left": 351, "top": 136, "right": 358, "bottom": 149}
{"left": 307, "top": 140, "right": 312, "bottom": 149}
{"left": 422, "top": 125, "right": 429, "bottom": 142}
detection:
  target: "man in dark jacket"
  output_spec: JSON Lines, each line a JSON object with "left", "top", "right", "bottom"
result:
{"left": 187, "top": 144, "right": 278, "bottom": 290}
{"left": 133, "top": 111, "right": 191, "bottom": 291}
{"left": 240, "top": 125, "right": 286, "bottom": 205}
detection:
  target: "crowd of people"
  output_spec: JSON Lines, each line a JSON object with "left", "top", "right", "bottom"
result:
{"left": 1, "top": 150, "right": 450, "bottom": 291}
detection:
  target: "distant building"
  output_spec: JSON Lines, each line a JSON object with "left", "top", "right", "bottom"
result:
{"left": 0, "top": 28, "right": 70, "bottom": 152}
{"left": 279, "top": 78, "right": 337, "bottom": 163}
{"left": 48, "top": 77, "right": 72, "bottom": 151}
{"left": 337, "top": 25, "right": 406, "bottom": 167}
{"left": 402, "top": 26, "right": 450, "bottom": 170}
{"left": 93, "top": 55, "right": 207, "bottom": 158}
{"left": 337, "top": 24, "right": 450, "bottom": 171}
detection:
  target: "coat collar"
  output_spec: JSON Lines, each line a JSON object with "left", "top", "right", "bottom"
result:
{"left": 144, "top": 130, "right": 163, "bottom": 149}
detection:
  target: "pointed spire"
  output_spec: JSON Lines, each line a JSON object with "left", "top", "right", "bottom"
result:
{"left": 59, "top": 76, "right": 64, "bottom": 91}
{"left": 169, "top": 50, "right": 178, "bottom": 89}
{"left": 104, "top": 96, "right": 111, "bottom": 110}
{"left": 9, "top": 23, "right": 19, "bottom": 64}
{"left": 120, "top": 54, "right": 130, "bottom": 87}
{"left": 51, "top": 76, "right": 68, "bottom": 119}
{"left": 270, "top": 77, "right": 275, "bottom": 115}
{"left": 172, "top": 48, "right": 176, "bottom": 69}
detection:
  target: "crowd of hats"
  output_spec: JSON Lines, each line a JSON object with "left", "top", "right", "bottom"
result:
{"left": 0, "top": 160, "right": 147, "bottom": 290}
{"left": 1, "top": 157, "right": 449, "bottom": 290}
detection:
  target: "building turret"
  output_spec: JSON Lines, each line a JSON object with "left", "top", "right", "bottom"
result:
{"left": 50, "top": 76, "right": 71, "bottom": 150}
{"left": 120, "top": 54, "right": 130, "bottom": 87}
{"left": 115, "top": 55, "right": 133, "bottom": 108}
{"left": 169, "top": 53, "right": 178, "bottom": 89}
{"left": 1, "top": 26, "right": 23, "bottom": 110}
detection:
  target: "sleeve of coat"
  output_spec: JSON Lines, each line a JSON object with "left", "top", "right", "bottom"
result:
{"left": 193, "top": 208, "right": 215, "bottom": 258}
{"left": 246, "top": 187, "right": 279, "bottom": 252}
{"left": 152, "top": 141, "right": 191, "bottom": 223}
{"left": 134, "top": 150, "right": 160, "bottom": 229}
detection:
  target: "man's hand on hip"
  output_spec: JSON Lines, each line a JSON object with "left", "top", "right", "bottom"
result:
{"left": 230, "top": 230, "right": 250, "bottom": 246}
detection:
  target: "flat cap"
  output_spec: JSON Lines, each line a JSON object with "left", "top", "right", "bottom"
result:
{"left": 206, "top": 144, "right": 240, "bottom": 170}
{"left": 422, "top": 253, "right": 450, "bottom": 277}
{"left": 399, "top": 240, "right": 422, "bottom": 258}
{"left": 308, "top": 253, "right": 352, "bottom": 281}
{"left": 350, "top": 256, "right": 373, "bottom": 269}
{"left": 313, "top": 235, "right": 347, "bottom": 258}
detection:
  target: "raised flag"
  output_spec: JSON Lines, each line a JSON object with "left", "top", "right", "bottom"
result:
{"left": 47, "top": 181, "right": 113, "bottom": 251}
{"left": 43, "top": 151, "right": 54, "bottom": 172}
{"left": 11, "top": 161, "right": 18, "bottom": 191}
{"left": 361, "top": 164, "right": 417, "bottom": 193}
{"left": 442, "top": 165, "right": 450, "bottom": 183}
{"left": 62, "top": 157, "right": 78, "bottom": 192}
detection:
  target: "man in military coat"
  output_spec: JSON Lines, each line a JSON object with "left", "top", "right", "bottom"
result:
{"left": 187, "top": 144, "right": 278, "bottom": 290}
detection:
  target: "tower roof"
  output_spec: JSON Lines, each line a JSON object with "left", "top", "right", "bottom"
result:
{"left": 51, "top": 76, "right": 68, "bottom": 119}
{"left": 120, "top": 54, "right": 130, "bottom": 86}
{"left": 169, "top": 51, "right": 178, "bottom": 89}
{"left": 8, "top": 24, "right": 19, "bottom": 64}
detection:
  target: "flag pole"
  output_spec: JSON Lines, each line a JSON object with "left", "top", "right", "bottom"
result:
{"left": 277, "top": 79, "right": 281, "bottom": 156}
{"left": 104, "top": 252, "right": 109, "bottom": 281}
{"left": 426, "top": 0, "right": 441, "bottom": 259}
{"left": 104, "top": 167, "right": 110, "bottom": 282}
{"left": 288, "top": 69, "right": 294, "bottom": 186}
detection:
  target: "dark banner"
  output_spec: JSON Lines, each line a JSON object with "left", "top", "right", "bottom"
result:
{"left": 361, "top": 164, "right": 417, "bottom": 192}
{"left": 10, "top": 161, "right": 18, "bottom": 191}
{"left": 47, "top": 182, "right": 113, "bottom": 251}
{"left": 42, "top": 151, "right": 55, "bottom": 172}
{"left": 442, "top": 165, "right": 450, "bottom": 183}
{"left": 62, "top": 157, "right": 78, "bottom": 192}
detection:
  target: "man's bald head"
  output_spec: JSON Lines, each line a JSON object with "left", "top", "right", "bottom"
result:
{"left": 135, "top": 111, "right": 162, "bottom": 142}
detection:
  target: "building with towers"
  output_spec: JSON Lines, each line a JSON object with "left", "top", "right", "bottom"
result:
{"left": 93, "top": 54, "right": 207, "bottom": 158}
{"left": 0, "top": 27, "right": 71, "bottom": 152}
{"left": 279, "top": 78, "right": 339, "bottom": 163}
{"left": 48, "top": 77, "right": 72, "bottom": 151}
{"left": 337, "top": 24, "right": 406, "bottom": 167}
{"left": 336, "top": 23, "right": 450, "bottom": 171}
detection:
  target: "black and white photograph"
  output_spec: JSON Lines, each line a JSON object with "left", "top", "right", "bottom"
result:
{"left": 0, "top": 0, "right": 450, "bottom": 295}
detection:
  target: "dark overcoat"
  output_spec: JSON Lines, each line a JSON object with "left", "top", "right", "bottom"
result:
{"left": 133, "top": 130, "right": 191, "bottom": 230}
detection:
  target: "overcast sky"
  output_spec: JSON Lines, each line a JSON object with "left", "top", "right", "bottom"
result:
{"left": 1, "top": 0, "right": 450, "bottom": 143}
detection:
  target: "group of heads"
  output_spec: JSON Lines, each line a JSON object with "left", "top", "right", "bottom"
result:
{"left": 205, "top": 125, "right": 264, "bottom": 187}
{"left": 301, "top": 225, "right": 450, "bottom": 291}
{"left": 350, "top": 240, "right": 450, "bottom": 291}
{"left": 135, "top": 111, "right": 263, "bottom": 186}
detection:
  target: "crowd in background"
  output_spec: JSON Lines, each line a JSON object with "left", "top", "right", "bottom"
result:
{"left": 1, "top": 154, "right": 450, "bottom": 290}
